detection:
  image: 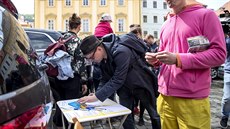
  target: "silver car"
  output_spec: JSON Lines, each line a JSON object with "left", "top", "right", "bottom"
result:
{"left": 24, "top": 28, "right": 62, "bottom": 56}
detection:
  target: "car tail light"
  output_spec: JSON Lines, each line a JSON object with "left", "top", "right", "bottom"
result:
{"left": 0, "top": 105, "right": 49, "bottom": 129}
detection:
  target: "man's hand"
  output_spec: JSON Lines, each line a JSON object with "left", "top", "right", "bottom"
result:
{"left": 78, "top": 93, "right": 98, "bottom": 103}
{"left": 82, "top": 84, "right": 88, "bottom": 95}
{"left": 155, "top": 51, "right": 177, "bottom": 65}
{"left": 145, "top": 52, "right": 158, "bottom": 65}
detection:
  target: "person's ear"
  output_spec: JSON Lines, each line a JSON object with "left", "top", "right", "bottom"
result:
{"left": 97, "top": 46, "right": 102, "bottom": 51}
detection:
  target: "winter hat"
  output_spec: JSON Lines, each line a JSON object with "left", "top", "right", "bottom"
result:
{"left": 100, "top": 13, "right": 112, "bottom": 22}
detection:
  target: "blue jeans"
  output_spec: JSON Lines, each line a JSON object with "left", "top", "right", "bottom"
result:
{"left": 221, "top": 72, "right": 230, "bottom": 119}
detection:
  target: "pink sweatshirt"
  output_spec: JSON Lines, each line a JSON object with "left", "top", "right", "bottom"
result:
{"left": 158, "top": 5, "right": 226, "bottom": 98}
{"left": 94, "top": 22, "right": 113, "bottom": 38}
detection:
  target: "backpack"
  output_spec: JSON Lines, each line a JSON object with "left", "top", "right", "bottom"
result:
{"left": 44, "top": 35, "right": 75, "bottom": 77}
{"left": 102, "top": 33, "right": 159, "bottom": 97}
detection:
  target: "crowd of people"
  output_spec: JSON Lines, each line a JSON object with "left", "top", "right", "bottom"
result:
{"left": 47, "top": 0, "right": 229, "bottom": 129}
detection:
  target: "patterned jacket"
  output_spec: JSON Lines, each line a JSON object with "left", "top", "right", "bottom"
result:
{"left": 63, "top": 31, "right": 88, "bottom": 83}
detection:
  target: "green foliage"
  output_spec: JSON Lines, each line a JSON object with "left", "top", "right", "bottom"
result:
{"left": 19, "top": 14, "right": 34, "bottom": 22}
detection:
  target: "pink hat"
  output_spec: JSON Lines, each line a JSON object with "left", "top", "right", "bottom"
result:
{"left": 100, "top": 13, "right": 112, "bottom": 22}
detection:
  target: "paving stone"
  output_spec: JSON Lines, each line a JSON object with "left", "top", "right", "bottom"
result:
{"left": 48, "top": 79, "right": 230, "bottom": 129}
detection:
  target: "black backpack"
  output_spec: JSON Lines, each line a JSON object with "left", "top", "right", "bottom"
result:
{"left": 102, "top": 34, "right": 159, "bottom": 97}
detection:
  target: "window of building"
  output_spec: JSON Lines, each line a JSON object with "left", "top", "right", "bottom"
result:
{"left": 143, "top": 0, "right": 147, "bottom": 8}
{"left": 153, "top": 16, "right": 158, "bottom": 23}
{"left": 48, "top": 20, "right": 54, "bottom": 30}
{"left": 48, "top": 0, "right": 54, "bottom": 6}
{"left": 153, "top": 1, "right": 157, "bottom": 8}
{"left": 118, "top": 0, "right": 124, "bottom": 5}
{"left": 118, "top": 19, "right": 124, "bottom": 32}
{"left": 66, "top": 0, "right": 71, "bottom": 6}
{"left": 83, "top": 0, "right": 88, "bottom": 6}
{"left": 65, "top": 20, "right": 69, "bottom": 31}
{"left": 163, "top": 2, "right": 167, "bottom": 9}
{"left": 143, "top": 15, "right": 147, "bottom": 23}
{"left": 143, "top": 31, "right": 148, "bottom": 37}
{"left": 100, "top": 0, "right": 106, "bottom": 5}
{"left": 154, "top": 31, "right": 158, "bottom": 38}
{"left": 82, "top": 19, "right": 89, "bottom": 32}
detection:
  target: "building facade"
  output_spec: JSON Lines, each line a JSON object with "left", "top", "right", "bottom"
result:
{"left": 35, "top": 0, "right": 142, "bottom": 37}
{"left": 141, "top": 0, "right": 170, "bottom": 38}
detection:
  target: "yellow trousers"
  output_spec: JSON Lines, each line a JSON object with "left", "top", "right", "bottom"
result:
{"left": 157, "top": 94, "right": 211, "bottom": 129}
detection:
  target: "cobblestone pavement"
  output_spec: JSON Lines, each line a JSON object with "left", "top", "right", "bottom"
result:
{"left": 210, "top": 80, "right": 230, "bottom": 129}
{"left": 49, "top": 79, "right": 229, "bottom": 129}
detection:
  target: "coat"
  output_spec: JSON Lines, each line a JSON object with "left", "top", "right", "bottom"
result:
{"left": 95, "top": 33, "right": 158, "bottom": 106}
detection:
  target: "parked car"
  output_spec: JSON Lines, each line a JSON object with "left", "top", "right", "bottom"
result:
{"left": 210, "top": 12, "right": 230, "bottom": 80}
{"left": 211, "top": 67, "right": 219, "bottom": 79}
{"left": 218, "top": 64, "right": 225, "bottom": 79}
{"left": 24, "top": 28, "right": 62, "bottom": 56}
{"left": 213, "top": 11, "right": 230, "bottom": 80}
{"left": 0, "top": 0, "right": 52, "bottom": 128}
{"left": 25, "top": 28, "right": 62, "bottom": 101}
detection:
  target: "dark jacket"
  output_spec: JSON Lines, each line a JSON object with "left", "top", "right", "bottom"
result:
{"left": 95, "top": 33, "right": 158, "bottom": 105}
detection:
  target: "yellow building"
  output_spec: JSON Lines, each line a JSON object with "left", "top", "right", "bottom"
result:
{"left": 35, "top": 0, "right": 141, "bottom": 37}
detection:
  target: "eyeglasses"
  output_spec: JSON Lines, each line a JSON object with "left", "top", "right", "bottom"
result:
{"left": 85, "top": 47, "right": 97, "bottom": 60}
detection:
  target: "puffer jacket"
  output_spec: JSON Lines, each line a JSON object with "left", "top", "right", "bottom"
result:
{"left": 94, "top": 22, "right": 113, "bottom": 38}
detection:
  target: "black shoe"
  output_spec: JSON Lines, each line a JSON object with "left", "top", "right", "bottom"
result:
{"left": 137, "top": 118, "right": 145, "bottom": 126}
{"left": 220, "top": 117, "right": 228, "bottom": 128}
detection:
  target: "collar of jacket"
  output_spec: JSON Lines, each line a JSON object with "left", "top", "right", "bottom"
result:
{"left": 67, "top": 31, "right": 77, "bottom": 35}
{"left": 102, "top": 43, "right": 113, "bottom": 64}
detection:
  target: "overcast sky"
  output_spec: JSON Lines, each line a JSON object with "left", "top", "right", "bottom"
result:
{"left": 197, "top": 0, "right": 229, "bottom": 10}
{"left": 11, "top": 0, "right": 34, "bottom": 14}
{"left": 11, "top": 0, "right": 230, "bottom": 14}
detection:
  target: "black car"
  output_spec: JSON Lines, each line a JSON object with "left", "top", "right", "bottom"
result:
{"left": 218, "top": 64, "right": 225, "bottom": 79}
{"left": 211, "top": 67, "right": 219, "bottom": 79}
{"left": 0, "top": 0, "right": 52, "bottom": 128}
{"left": 24, "top": 28, "right": 62, "bottom": 56}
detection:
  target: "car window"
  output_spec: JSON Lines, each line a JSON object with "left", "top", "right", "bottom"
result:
{"left": 0, "top": 8, "right": 41, "bottom": 96}
{"left": 47, "top": 32, "right": 61, "bottom": 41}
{"left": 0, "top": 2, "right": 51, "bottom": 127}
{"left": 26, "top": 32, "right": 53, "bottom": 50}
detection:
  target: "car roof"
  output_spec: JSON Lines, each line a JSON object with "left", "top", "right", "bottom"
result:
{"left": 24, "top": 28, "right": 62, "bottom": 41}
{"left": 24, "top": 28, "right": 58, "bottom": 33}
{"left": 220, "top": 17, "right": 230, "bottom": 23}
{"left": 25, "top": 31, "right": 56, "bottom": 43}
{"left": 0, "top": 0, "right": 18, "bottom": 19}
